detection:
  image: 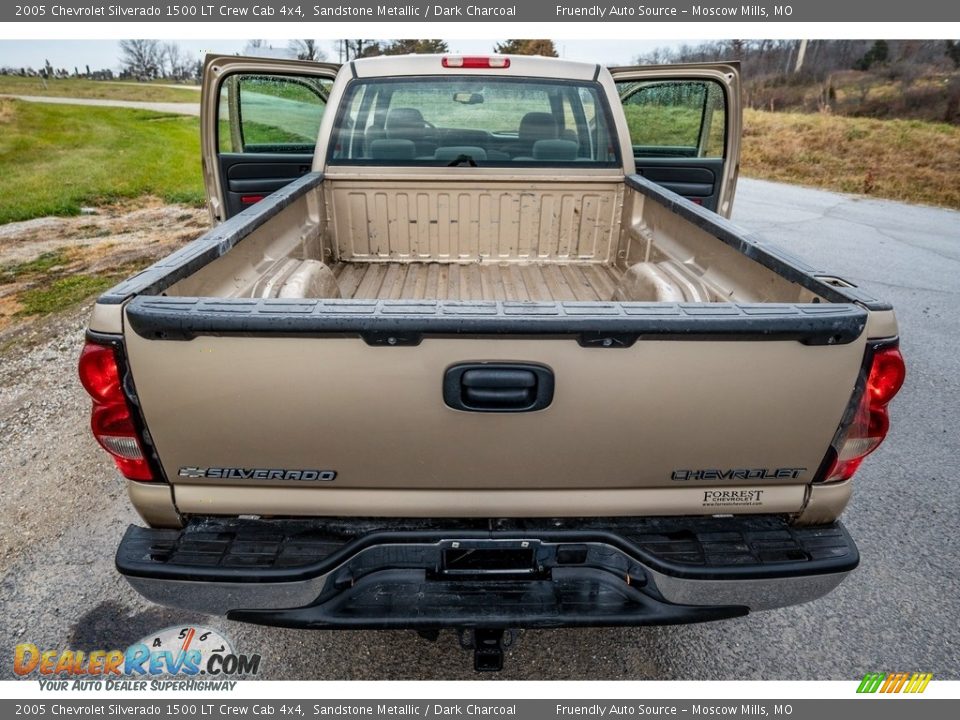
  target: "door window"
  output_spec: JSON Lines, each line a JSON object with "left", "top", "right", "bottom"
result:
{"left": 217, "top": 74, "right": 332, "bottom": 154}
{"left": 616, "top": 79, "right": 726, "bottom": 159}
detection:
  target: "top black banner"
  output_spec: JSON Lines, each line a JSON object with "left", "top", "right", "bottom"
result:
{"left": 5, "top": 0, "right": 960, "bottom": 23}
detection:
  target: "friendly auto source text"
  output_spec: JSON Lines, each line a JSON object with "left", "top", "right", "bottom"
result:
{"left": 557, "top": 706, "right": 784, "bottom": 716}
{"left": 555, "top": 5, "right": 792, "bottom": 17}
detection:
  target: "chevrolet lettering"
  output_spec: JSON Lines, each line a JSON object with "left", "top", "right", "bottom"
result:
{"left": 672, "top": 467, "right": 807, "bottom": 481}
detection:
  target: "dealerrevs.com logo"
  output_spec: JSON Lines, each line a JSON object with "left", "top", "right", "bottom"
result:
{"left": 14, "top": 626, "right": 260, "bottom": 691}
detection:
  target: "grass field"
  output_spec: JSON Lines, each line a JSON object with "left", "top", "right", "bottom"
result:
{"left": 0, "top": 98, "right": 958, "bottom": 227}
{"left": 0, "top": 75, "right": 200, "bottom": 103}
{"left": 0, "top": 98, "right": 204, "bottom": 224}
{"left": 741, "top": 109, "right": 960, "bottom": 209}
{"left": 1, "top": 98, "right": 956, "bottom": 324}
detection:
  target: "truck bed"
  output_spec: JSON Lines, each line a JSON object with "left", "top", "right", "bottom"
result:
{"left": 332, "top": 261, "right": 625, "bottom": 302}
{"left": 163, "top": 174, "right": 831, "bottom": 306}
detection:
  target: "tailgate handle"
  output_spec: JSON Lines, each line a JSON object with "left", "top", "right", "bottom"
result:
{"left": 444, "top": 363, "right": 554, "bottom": 413}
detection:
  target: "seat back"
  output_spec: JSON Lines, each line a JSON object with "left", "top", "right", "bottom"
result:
{"left": 515, "top": 112, "right": 558, "bottom": 156}
{"left": 532, "top": 139, "right": 579, "bottom": 161}
{"left": 369, "top": 139, "right": 417, "bottom": 160}
{"left": 384, "top": 107, "right": 436, "bottom": 155}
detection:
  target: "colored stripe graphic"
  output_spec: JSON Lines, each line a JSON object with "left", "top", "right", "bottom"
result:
{"left": 908, "top": 673, "right": 933, "bottom": 693}
{"left": 857, "top": 672, "right": 932, "bottom": 694}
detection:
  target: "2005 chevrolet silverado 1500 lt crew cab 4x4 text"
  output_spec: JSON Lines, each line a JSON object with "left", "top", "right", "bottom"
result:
{"left": 79, "top": 54, "right": 905, "bottom": 671}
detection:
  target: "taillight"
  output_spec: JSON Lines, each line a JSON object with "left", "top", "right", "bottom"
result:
{"left": 78, "top": 341, "right": 154, "bottom": 482}
{"left": 78, "top": 343, "right": 121, "bottom": 403}
{"left": 822, "top": 343, "right": 905, "bottom": 483}
{"left": 442, "top": 56, "right": 510, "bottom": 69}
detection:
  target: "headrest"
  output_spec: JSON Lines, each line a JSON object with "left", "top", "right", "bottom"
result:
{"left": 518, "top": 112, "right": 558, "bottom": 142}
{"left": 385, "top": 107, "right": 427, "bottom": 134}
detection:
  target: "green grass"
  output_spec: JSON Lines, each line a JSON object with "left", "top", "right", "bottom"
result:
{"left": 218, "top": 118, "right": 316, "bottom": 153}
{"left": 1, "top": 93, "right": 958, "bottom": 231}
{"left": 0, "top": 99, "right": 204, "bottom": 224}
{"left": 622, "top": 105, "right": 725, "bottom": 156}
{"left": 0, "top": 75, "right": 200, "bottom": 103}
{"left": 1, "top": 249, "right": 71, "bottom": 282}
{"left": 16, "top": 274, "right": 116, "bottom": 316}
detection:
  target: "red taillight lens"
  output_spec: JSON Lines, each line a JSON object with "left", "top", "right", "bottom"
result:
{"left": 824, "top": 344, "right": 905, "bottom": 483}
{"left": 78, "top": 340, "right": 155, "bottom": 482}
{"left": 78, "top": 343, "right": 122, "bottom": 404}
{"left": 868, "top": 347, "right": 906, "bottom": 405}
{"left": 442, "top": 56, "right": 510, "bottom": 69}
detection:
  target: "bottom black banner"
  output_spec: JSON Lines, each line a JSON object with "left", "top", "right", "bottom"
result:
{"left": 1, "top": 699, "right": 956, "bottom": 720}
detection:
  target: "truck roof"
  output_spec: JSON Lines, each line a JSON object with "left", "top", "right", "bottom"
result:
{"left": 351, "top": 54, "right": 602, "bottom": 81}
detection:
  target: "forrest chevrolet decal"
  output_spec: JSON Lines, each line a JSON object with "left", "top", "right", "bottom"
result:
{"left": 702, "top": 490, "right": 765, "bottom": 508}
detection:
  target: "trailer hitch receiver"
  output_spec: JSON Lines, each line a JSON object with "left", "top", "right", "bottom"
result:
{"left": 458, "top": 628, "right": 516, "bottom": 672}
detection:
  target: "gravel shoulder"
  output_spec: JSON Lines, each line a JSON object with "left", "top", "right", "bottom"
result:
{"left": 0, "top": 200, "right": 207, "bottom": 329}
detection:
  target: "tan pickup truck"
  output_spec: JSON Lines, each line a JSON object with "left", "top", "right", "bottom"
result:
{"left": 80, "top": 54, "right": 904, "bottom": 670}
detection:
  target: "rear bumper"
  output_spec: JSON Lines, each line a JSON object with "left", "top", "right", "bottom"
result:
{"left": 116, "top": 515, "right": 857, "bottom": 630}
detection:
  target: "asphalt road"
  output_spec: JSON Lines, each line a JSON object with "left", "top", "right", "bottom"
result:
{"left": 0, "top": 178, "right": 958, "bottom": 680}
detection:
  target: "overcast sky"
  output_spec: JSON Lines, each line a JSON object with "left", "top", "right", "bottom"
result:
{"left": 0, "top": 39, "right": 688, "bottom": 71}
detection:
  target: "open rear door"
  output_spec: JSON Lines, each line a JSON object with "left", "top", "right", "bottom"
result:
{"left": 609, "top": 62, "right": 741, "bottom": 217}
{"left": 201, "top": 54, "right": 340, "bottom": 222}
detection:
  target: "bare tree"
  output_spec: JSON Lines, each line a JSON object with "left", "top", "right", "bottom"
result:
{"left": 945, "top": 77, "right": 960, "bottom": 123}
{"left": 946, "top": 40, "right": 960, "bottom": 69}
{"left": 242, "top": 40, "right": 273, "bottom": 56}
{"left": 119, "top": 39, "right": 162, "bottom": 80}
{"left": 336, "top": 40, "right": 381, "bottom": 61}
{"left": 161, "top": 42, "right": 191, "bottom": 81}
{"left": 288, "top": 40, "right": 327, "bottom": 62}
{"left": 381, "top": 40, "right": 449, "bottom": 55}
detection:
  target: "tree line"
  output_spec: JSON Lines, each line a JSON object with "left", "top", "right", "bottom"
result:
{"left": 636, "top": 39, "right": 959, "bottom": 78}
{"left": 634, "top": 39, "right": 960, "bottom": 123}
{"left": 283, "top": 38, "right": 558, "bottom": 61}
{"left": 0, "top": 39, "right": 561, "bottom": 81}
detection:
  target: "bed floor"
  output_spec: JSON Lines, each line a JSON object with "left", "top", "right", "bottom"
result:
{"left": 331, "top": 261, "right": 626, "bottom": 302}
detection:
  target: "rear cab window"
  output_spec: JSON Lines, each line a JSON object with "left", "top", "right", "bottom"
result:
{"left": 328, "top": 76, "right": 620, "bottom": 167}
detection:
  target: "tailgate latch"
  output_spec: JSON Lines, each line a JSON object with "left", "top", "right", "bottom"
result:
{"left": 443, "top": 363, "right": 554, "bottom": 412}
